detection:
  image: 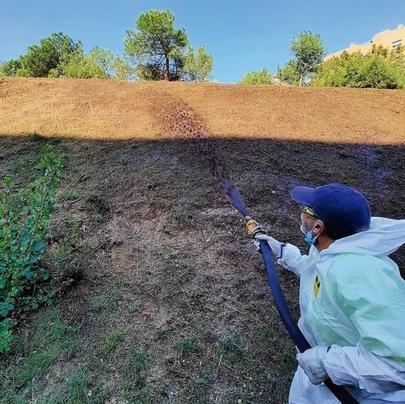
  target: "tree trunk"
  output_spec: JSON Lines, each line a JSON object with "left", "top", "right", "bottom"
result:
{"left": 164, "top": 56, "right": 170, "bottom": 81}
{"left": 299, "top": 74, "right": 303, "bottom": 87}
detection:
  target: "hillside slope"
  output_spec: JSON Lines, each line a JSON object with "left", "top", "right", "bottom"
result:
{"left": 0, "top": 78, "right": 404, "bottom": 403}
{"left": 1, "top": 78, "right": 405, "bottom": 143}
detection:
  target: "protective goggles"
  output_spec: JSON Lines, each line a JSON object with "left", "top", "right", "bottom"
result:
{"left": 302, "top": 206, "right": 318, "bottom": 218}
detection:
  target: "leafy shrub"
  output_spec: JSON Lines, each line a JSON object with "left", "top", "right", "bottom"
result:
{"left": 276, "top": 61, "right": 301, "bottom": 85}
{"left": 240, "top": 68, "right": 273, "bottom": 85}
{"left": 0, "top": 144, "right": 63, "bottom": 353}
{"left": 314, "top": 45, "right": 405, "bottom": 89}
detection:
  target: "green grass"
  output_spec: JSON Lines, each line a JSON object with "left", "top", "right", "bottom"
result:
{"left": 50, "top": 367, "right": 108, "bottom": 404}
{"left": 0, "top": 308, "right": 79, "bottom": 403}
{"left": 88, "top": 290, "right": 121, "bottom": 314}
{"left": 100, "top": 330, "right": 127, "bottom": 354}
{"left": 119, "top": 348, "right": 152, "bottom": 402}
{"left": 176, "top": 338, "right": 199, "bottom": 359}
{"left": 64, "top": 189, "right": 78, "bottom": 201}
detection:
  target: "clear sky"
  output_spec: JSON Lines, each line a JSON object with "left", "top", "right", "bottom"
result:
{"left": 1, "top": 0, "right": 404, "bottom": 83}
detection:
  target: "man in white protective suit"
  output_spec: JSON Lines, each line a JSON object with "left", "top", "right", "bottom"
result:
{"left": 256, "top": 183, "right": 405, "bottom": 403}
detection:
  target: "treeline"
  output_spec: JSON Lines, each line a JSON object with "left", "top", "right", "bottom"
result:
{"left": 240, "top": 31, "right": 405, "bottom": 89}
{"left": 2, "top": 9, "right": 404, "bottom": 88}
{"left": 0, "top": 10, "right": 213, "bottom": 82}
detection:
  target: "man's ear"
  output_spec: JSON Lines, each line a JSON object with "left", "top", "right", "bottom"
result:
{"left": 312, "top": 220, "right": 325, "bottom": 236}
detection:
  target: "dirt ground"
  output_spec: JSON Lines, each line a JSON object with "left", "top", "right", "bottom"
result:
{"left": 0, "top": 80, "right": 404, "bottom": 403}
{"left": 1, "top": 78, "right": 405, "bottom": 143}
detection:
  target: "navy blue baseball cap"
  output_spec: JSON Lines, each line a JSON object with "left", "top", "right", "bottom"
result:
{"left": 291, "top": 183, "right": 371, "bottom": 239}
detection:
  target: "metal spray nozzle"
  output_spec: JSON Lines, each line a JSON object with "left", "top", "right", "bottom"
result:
{"left": 245, "top": 216, "right": 266, "bottom": 238}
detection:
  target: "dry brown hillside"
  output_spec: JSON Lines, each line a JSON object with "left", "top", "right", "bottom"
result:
{"left": 1, "top": 78, "right": 405, "bottom": 143}
{"left": 0, "top": 78, "right": 404, "bottom": 403}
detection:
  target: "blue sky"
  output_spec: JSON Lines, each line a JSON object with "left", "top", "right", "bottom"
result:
{"left": 1, "top": 0, "right": 404, "bottom": 83}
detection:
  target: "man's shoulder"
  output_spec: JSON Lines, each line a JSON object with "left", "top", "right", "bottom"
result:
{"left": 325, "top": 253, "right": 390, "bottom": 284}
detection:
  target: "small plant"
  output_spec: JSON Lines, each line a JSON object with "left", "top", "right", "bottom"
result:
{"left": 176, "top": 338, "right": 199, "bottom": 359}
{"left": 219, "top": 335, "right": 243, "bottom": 356}
{"left": 103, "top": 330, "right": 127, "bottom": 353}
{"left": 124, "top": 348, "right": 151, "bottom": 376}
{"left": 0, "top": 144, "right": 64, "bottom": 353}
{"left": 29, "top": 132, "right": 46, "bottom": 142}
{"left": 0, "top": 319, "right": 12, "bottom": 353}
{"left": 0, "top": 308, "right": 79, "bottom": 401}
{"left": 64, "top": 189, "right": 78, "bottom": 201}
{"left": 120, "top": 347, "right": 152, "bottom": 401}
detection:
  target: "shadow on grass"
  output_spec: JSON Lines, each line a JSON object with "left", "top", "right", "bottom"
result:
{"left": 0, "top": 133, "right": 404, "bottom": 403}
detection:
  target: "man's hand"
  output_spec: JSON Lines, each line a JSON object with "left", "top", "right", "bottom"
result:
{"left": 254, "top": 234, "right": 284, "bottom": 259}
{"left": 296, "top": 346, "right": 329, "bottom": 385}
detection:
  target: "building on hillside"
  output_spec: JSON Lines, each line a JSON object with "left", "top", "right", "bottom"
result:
{"left": 325, "top": 24, "right": 405, "bottom": 60}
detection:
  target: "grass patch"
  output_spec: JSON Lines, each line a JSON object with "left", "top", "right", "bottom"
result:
{"left": 0, "top": 308, "right": 79, "bottom": 402}
{"left": 176, "top": 338, "right": 199, "bottom": 360}
{"left": 120, "top": 347, "right": 152, "bottom": 402}
{"left": 88, "top": 290, "right": 121, "bottom": 314}
{"left": 50, "top": 366, "right": 108, "bottom": 404}
{"left": 99, "top": 330, "right": 127, "bottom": 354}
{"left": 217, "top": 334, "right": 261, "bottom": 389}
{"left": 63, "top": 189, "right": 78, "bottom": 201}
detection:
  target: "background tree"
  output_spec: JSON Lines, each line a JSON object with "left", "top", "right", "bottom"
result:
{"left": 62, "top": 47, "right": 134, "bottom": 80}
{"left": 0, "top": 59, "right": 22, "bottom": 77}
{"left": 183, "top": 47, "right": 213, "bottom": 81}
{"left": 124, "top": 10, "right": 188, "bottom": 81}
{"left": 275, "top": 61, "right": 300, "bottom": 85}
{"left": 291, "top": 31, "right": 325, "bottom": 85}
{"left": 314, "top": 46, "right": 405, "bottom": 89}
{"left": 20, "top": 33, "right": 82, "bottom": 77}
{"left": 239, "top": 68, "right": 272, "bottom": 84}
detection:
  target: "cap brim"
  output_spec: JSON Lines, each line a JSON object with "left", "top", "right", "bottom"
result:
{"left": 291, "top": 186, "right": 315, "bottom": 206}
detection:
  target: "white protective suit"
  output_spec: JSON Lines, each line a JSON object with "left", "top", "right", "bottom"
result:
{"left": 277, "top": 217, "right": 405, "bottom": 403}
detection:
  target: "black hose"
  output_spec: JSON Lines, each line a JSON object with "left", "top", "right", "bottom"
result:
{"left": 259, "top": 240, "right": 358, "bottom": 404}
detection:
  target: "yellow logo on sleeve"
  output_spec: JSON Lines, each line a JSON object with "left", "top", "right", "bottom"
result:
{"left": 313, "top": 275, "right": 321, "bottom": 297}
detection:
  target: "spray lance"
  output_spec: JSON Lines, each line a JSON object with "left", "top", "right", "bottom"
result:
{"left": 244, "top": 215, "right": 358, "bottom": 404}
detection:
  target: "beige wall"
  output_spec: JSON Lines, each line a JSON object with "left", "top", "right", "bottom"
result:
{"left": 325, "top": 25, "right": 405, "bottom": 60}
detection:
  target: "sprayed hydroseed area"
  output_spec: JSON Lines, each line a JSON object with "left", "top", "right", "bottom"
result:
{"left": 155, "top": 99, "right": 250, "bottom": 217}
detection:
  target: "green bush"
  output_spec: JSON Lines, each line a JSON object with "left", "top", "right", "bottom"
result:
{"left": 315, "top": 45, "right": 405, "bottom": 89}
{"left": 240, "top": 68, "right": 273, "bottom": 85}
{"left": 0, "top": 144, "right": 63, "bottom": 353}
{"left": 276, "top": 31, "right": 325, "bottom": 86}
{"left": 276, "top": 61, "right": 301, "bottom": 85}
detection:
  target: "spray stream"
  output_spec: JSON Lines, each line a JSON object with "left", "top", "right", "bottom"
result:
{"left": 157, "top": 100, "right": 357, "bottom": 403}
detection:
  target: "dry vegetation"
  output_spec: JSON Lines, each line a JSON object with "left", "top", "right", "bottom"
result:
{"left": 0, "top": 78, "right": 404, "bottom": 403}
{"left": 1, "top": 78, "right": 405, "bottom": 143}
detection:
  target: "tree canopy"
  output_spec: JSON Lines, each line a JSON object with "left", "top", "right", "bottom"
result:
{"left": 275, "top": 31, "right": 325, "bottom": 86}
{"left": 21, "top": 33, "right": 82, "bottom": 77}
{"left": 183, "top": 47, "right": 213, "bottom": 81}
{"left": 239, "top": 68, "right": 273, "bottom": 85}
{"left": 124, "top": 10, "right": 189, "bottom": 81}
{"left": 314, "top": 45, "right": 405, "bottom": 89}
{"left": 290, "top": 31, "right": 325, "bottom": 85}
{"left": 0, "top": 10, "right": 213, "bottom": 82}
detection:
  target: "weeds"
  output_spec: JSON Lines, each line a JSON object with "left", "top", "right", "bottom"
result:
{"left": 120, "top": 348, "right": 152, "bottom": 401}
{"left": 88, "top": 289, "right": 121, "bottom": 314}
{"left": 52, "top": 367, "right": 108, "bottom": 404}
{"left": 176, "top": 338, "right": 199, "bottom": 360}
{"left": 0, "top": 308, "right": 79, "bottom": 402}
{"left": 0, "top": 144, "right": 64, "bottom": 353}
{"left": 64, "top": 189, "right": 78, "bottom": 201}
{"left": 101, "top": 330, "right": 127, "bottom": 354}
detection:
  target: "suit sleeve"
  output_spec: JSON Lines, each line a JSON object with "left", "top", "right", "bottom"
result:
{"left": 277, "top": 243, "right": 314, "bottom": 277}
{"left": 321, "top": 255, "right": 405, "bottom": 393}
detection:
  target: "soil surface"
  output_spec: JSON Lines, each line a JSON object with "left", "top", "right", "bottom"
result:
{"left": 1, "top": 78, "right": 405, "bottom": 143}
{"left": 0, "top": 80, "right": 404, "bottom": 403}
